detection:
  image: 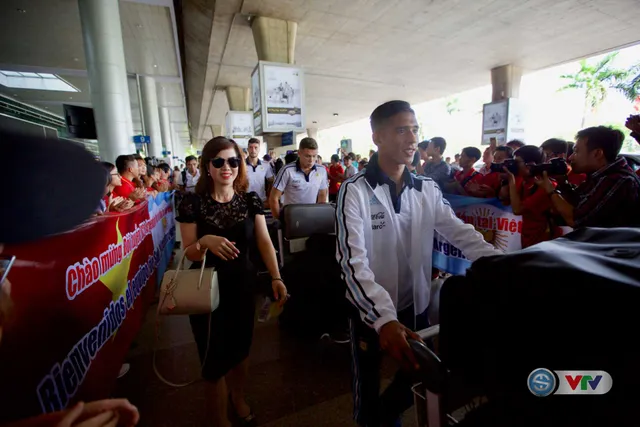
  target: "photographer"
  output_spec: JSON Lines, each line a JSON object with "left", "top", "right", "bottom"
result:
{"left": 501, "top": 145, "right": 557, "bottom": 248}
{"left": 469, "top": 146, "right": 514, "bottom": 198}
{"left": 540, "top": 138, "right": 586, "bottom": 186}
{"left": 536, "top": 126, "right": 640, "bottom": 228}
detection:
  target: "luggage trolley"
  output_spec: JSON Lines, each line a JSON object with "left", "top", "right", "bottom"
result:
{"left": 409, "top": 325, "right": 488, "bottom": 427}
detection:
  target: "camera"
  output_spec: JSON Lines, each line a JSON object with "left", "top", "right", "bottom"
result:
{"left": 529, "top": 158, "right": 568, "bottom": 176}
{"left": 489, "top": 159, "right": 519, "bottom": 174}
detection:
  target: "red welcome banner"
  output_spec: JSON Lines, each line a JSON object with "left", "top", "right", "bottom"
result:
{"left": 0, "top": 195, "right": 175, "bottom": 422}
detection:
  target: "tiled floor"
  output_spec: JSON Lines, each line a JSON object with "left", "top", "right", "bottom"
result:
{"left": 114, "top": 302, "right": 419, "bottom": 427}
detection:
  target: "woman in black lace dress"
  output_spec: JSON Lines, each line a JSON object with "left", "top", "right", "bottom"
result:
{"left": 177, "top": 137, "right": 287, "bottom": 427}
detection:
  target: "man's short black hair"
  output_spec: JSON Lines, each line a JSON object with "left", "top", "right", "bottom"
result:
{"left": 285, "top": 152, "right": 298, "bottom": 164}
{"left": 567, "top": 141, "right": 575, "bottom": 158}
{"left": 248, "top": 137, "right": 260, "bottom": 146}
{"left": 506, "top": 139, "right": 525, "bottom": 149}
{"left": 370, "top": 100, "right": 415, "bottom": 131}
{"left": 157, "top": 163, "right": 171, "bottom": 173}
{"left": 494, "top": 146, "right": 514, "bottom": 158}
{"left": 514, "top": 145, "right": 543, "bottom": 165}
{"left": 575, "top": 126, "right": 624, "bottom": 163}
{"left": 115, "top": 154, "right": 136, "bottom": 175}
{"left": 462, "top": 147, "right": 482, "bottom": 162}
{"left": 417, "top": 140, "right": 429, "bottom": 151}
{"left": 133, "top": 153, "right": 143, "bottom": 161}
{"left": 347, "top": 152, "right": 356, "bottom": 161}
{"left": 331, "top": 154, "right": 340, "bottom": 163}
{"left": 185, "top": 155, "right": 197, "bottom": 163}
{"left": 540, "top": 138, "right": 568, "bottom": 156}
{"left": 428, "top": 137, "right": 446, "bottom": 155}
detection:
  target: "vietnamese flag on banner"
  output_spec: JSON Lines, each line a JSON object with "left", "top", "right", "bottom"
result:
{"left": 0, "top": 194, "right": 175, "bottom": 423}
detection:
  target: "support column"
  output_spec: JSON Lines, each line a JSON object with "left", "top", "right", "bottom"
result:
{"left": 139, "top": 76, "right": 164, "bottom": 158}
{"left": 78, "top": 0, "right": 135, "bottom": 162}
{"left": 210, "top": 125, "right": 223, "bottom": 138}
{"left": 251, "top": 16, "right": 297, "bottom": 64}
{"left": 265, "top": 134, "right": 282, "bottom": 150}
{"left": 306, "top": 128, "right": 318, "bottom": 140}
{"left": 491, "top": 64, "right": 522, "bottom": 102}
{"left": 225, "top": 87, "right": 250, "bottom": 111}
{"left": 159, "top": 107, "right": 173, "bottom": 163}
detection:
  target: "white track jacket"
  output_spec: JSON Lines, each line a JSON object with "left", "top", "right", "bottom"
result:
{"left": 336, "top": 161, "right": 502, "bottom": 332}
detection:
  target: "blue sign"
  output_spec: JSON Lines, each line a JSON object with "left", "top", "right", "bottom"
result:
{"left": 162, "top": 150, "right": 172, "bottom": 156}
{"left": 281, "top": 131, "right": 294, "bottom": 146}
{"left": 133, "top": 135, "right": 150, "bottom": 143}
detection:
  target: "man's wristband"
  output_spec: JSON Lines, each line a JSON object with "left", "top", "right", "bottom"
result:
{"left": 547, "top": 189, "right": 561, "bottom": 197}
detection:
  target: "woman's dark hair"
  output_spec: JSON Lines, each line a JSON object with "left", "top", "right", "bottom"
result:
{"left": 514, "top": 145, "right": 543, "bottom": 165}
{"left": 147, "top": 165, "right": 156, "bottom": 177}
{"left": 195, "top": 136, "right": 248, "bottom": 196}
{"left": 157, "top": 163, "right": 171, "bottom": 174}
{"left": 101, "top": 161, "right": 115, "bottom": 186}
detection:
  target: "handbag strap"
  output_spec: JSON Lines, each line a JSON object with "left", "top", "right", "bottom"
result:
{"left": 152, "top": 248, "right": 213, "bottom": 387}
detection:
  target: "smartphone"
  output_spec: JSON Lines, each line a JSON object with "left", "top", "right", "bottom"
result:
{"left": 0, "top": 255, "right": 16, "bottom": 286}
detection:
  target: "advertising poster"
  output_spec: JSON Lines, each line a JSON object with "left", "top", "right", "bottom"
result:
{"left": 0, "top": 193, "right": 175, "bottom": 422}
{"left": 225, "top": 111, "right": 253, "bottom": 149}
{"left": 263, "top": 64, "right": 304, "bottom": 131}
{"left": 251, "top": 67, "right": 262, "bottom": 134}
{"left": 481, "top": 100, "right": 508, "bottom": 146}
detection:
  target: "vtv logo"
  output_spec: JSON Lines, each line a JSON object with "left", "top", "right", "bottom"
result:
{"left": 527, "top": 369, "right": 612, "bottom": 397}
{"left": 555, "top": 371, "right": 612, "bottom": 395}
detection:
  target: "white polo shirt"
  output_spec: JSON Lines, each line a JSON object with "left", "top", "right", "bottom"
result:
{"left": 177, "top": 169, "right": 200, "bottom": 193}
{"left": 274, "top": 160, "right": 328, "bottom": 206}
{"left": 246, "top": 158, "right": 274, "bottom": 201}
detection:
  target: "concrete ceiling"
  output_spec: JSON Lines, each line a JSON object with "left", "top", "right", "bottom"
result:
{"left": 185, "top": 0, "right": 640, "bottom": 145}
{"left": 0, "top": 0, "right": 191, "bottom": 147}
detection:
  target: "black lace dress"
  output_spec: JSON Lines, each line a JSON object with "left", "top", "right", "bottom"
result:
{"left": 176, "top": 191, "right": 264, "bottom": 381}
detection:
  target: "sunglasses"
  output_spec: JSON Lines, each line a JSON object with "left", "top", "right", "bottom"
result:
{"left": 210, "top": 157, "right": 240, "bottom": 169}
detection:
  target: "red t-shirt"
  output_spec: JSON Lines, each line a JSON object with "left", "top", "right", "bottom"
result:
{"left": 113, "top": 176, "right": 135, "bottom": 199}
{"left": 480, "top": 172, "right": 504, "bottom": 196}
{"left": 329, "top": 163, "right": 344, "bottom": 195}
{"left": 455, "top": 168, "right": 483, "bottom": 191}
{"left": 516, "top": 176, "right": 557, "bottom": 248}
{"left": 567, "top": 167, "right": 587, "bottom": 186}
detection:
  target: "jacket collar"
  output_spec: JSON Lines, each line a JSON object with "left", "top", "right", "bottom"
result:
{"left": 295, "top": 159, "right": 317, "bottom": 173}
{"left": 590, "top": 156, "right": 629, "bottom": 179}
{"left": 364, "top": 152, "right": 415, "bottom": 190}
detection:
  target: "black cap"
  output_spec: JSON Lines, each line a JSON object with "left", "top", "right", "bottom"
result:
{"left": 0, "top": 132, "right": 105, "bottom": 244}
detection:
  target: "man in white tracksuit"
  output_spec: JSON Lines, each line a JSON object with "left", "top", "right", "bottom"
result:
{"left": 336, "top": 100, "right": 502, "bottom": 427}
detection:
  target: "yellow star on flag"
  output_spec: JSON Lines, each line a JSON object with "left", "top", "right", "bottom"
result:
{"left": 99, "top": 219, "right": 134, "bottom": 305}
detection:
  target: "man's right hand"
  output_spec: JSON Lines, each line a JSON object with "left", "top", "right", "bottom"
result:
{"left": 129, "top": 188, "right": 146, "bottom": 201}
{"left": 379, "top": 320, "right": 422, "bottom": 371}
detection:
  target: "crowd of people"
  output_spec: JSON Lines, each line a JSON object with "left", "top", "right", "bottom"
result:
{"left": 2, "top": 100, "right": 640, "bottom": 427}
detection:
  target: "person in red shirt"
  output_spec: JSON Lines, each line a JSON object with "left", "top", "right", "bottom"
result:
{"left": 113, "top": 155, "right": 146, "bottom": 201}
{"left": 444, "top": 146, "right": 483, "bottom": 195}
{"left": 541, "top": 138, "right": 586, "bottom": 186}
{"left": 328, "top": 154, "right": 345, "bottom": 203}
{"left": 472, "top": 145, "right": 515, "bottom": 198}
{"left": 502, "top": 145, "right": 556, "bottom": 248}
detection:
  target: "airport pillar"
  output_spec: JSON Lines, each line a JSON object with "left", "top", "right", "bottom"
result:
{"left": 251, "top": 16, "right": 297, "bottom": 64}
{"left": 491, "top": 64, "right": 522, "bottom": 102}
{"left": 306, "top": 128, "right": 318, "bottom": 140}
{"left": 159, "top": 107, "right": 173, "bottom": 163}
{"left": 139, "top": 76, "right": 164, "bottom": 158}
{"left": 210, "top": 125, "right": 223, "bottom": 138}
{"left": 78, "top": 0, "right": 135, "bottom": 162}
{"left": 225, "top": 87, "right": 251, "bottom": 111}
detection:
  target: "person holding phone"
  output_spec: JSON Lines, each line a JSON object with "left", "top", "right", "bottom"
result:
{"left": 177, "top": 136, "right": 287, "bottom": 427}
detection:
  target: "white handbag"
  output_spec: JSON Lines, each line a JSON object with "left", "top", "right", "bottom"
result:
{"left": 158, "top": 251, "right": 220, "bottom": 315}
{"left": 154, "top": 250, "right": 219, "bottom": 387}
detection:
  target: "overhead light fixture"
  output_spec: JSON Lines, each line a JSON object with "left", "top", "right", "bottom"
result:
{"left": 16, "top": 8, "right": 26, "bottom": 13}
{"left": 69, "top": 96, "right": 73, "bottom": 99}
{"left": 136, "top": 24, "right": 143, "bottom": 28}
{"left": 153, "top": 64, "right": 158, "bottom": 68}
{"left": 73, "top": 58, "right": 79, "bottom": 62}
{"left": 13, "top": 94, "right": 18, "bottom": 97}
{"left": 312, "top": 121, "right": 318, "bottom": 124}
{"left": 333, "top": 113, "right": 339, "bottom": 117}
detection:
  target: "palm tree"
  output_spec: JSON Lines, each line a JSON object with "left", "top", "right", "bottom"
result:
{"left": 559, "top": 52, "right": 631, "bottom": 127}
{"left": 615, "top": 64, "right": 640, "bottom": 103}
